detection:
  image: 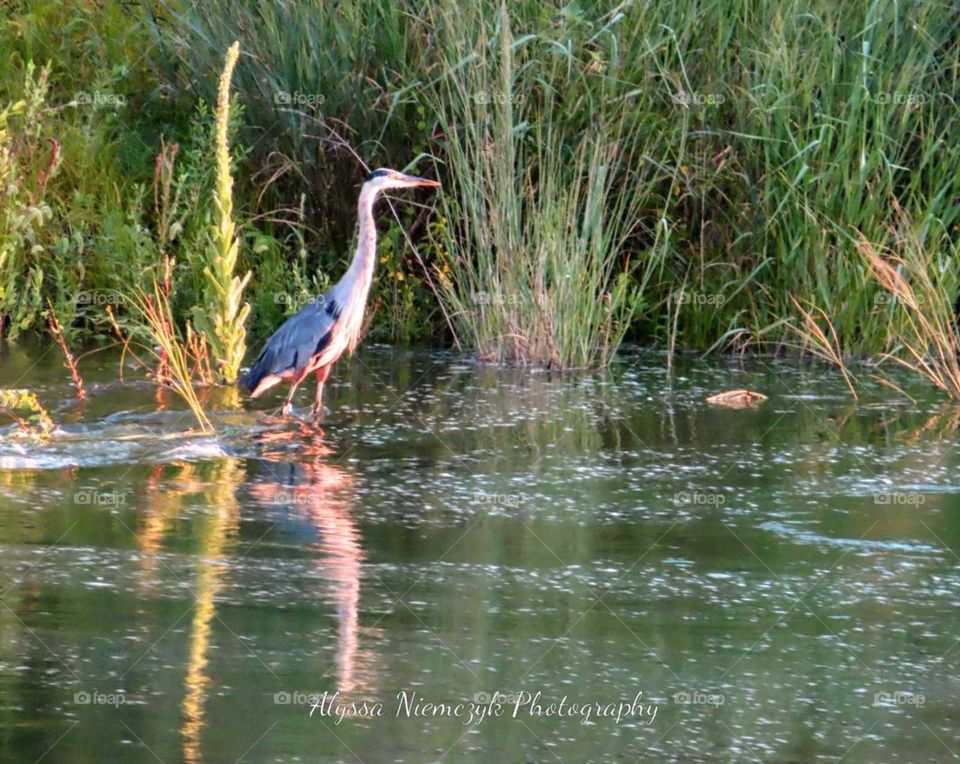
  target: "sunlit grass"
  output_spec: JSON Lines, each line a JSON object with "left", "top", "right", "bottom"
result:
{"left": 785, "top": 296, "right": 858, "bottom": 399}
{"left": 859, "top": 213, "right": 960, "bottom": 399}
{"left": 131, "top": 283, "right": 214, "bottom": 433}
{"left": 0, "top": 389, "right": 55, "bottom": 437}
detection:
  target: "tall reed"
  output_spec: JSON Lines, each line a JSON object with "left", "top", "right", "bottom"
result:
{"left": 786, "top": 296, "right": 858, "bottom": 398}
{"left": 193, "top": 42, "right": 251, "bottom": 385}
{"left": 426, "top": 2, "right": 657, "bottom": 367}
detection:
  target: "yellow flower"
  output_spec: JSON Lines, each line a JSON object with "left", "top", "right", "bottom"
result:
{"left": 396, "top": 272, "right": 405, "bottom": 281}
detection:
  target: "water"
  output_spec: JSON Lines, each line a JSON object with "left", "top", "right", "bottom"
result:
{"left": 1, "top": 344, "right": 958, "bottom": 762}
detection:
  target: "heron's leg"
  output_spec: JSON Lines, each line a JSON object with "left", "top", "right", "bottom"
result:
{"left": 310, "top": 365, "right": 331, "bottom": 419}
{"left": 279, "top": 383, "right": 299, "bottom": 417}
{"left": 279, "top": 368, "right": 311, "bottom": 417}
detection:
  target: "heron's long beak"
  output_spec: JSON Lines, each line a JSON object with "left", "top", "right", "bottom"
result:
{"left": 399, "top": 173, "right": 441, "bottom": 188}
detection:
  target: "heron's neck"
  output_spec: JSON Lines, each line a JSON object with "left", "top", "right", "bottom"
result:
{"left": 342, "top": 186, "right": 379, "bottom": 297}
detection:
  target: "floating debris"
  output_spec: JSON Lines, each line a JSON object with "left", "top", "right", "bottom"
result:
{"left": 705, "top": 389, "right": 768, "bottom": 408}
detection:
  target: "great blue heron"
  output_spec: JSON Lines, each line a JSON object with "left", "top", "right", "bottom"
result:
{"left": 240, "top": 168, "right": 440, "bottom": 417}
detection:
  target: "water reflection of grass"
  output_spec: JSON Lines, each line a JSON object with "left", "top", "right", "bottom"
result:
{"left": 136, "top": 458, "right": 242, "bottom": 762}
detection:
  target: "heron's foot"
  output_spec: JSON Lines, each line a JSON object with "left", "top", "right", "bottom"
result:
{"left": 309, "top": 403, "right": 326, "bottom": 421}
{"left": 279, "top": 402, "right": 294, "bottom": 417}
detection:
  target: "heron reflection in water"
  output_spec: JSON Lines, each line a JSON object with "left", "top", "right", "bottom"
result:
{"left": 250, "top": 452, "right": 373, "bottom": 695}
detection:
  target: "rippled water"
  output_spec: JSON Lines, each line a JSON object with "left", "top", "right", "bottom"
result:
{"left": 1, "top": 344, "right": 958, "bottom": 762}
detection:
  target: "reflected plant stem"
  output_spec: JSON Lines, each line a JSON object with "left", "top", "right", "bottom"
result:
{"left": 181, "top": 459, "right": 241, "bottom": 764}
{"left": 139, "top": 465, "right": 186, "bottom": 585}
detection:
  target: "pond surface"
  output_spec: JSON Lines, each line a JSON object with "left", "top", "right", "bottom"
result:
{"left": 0, "top": 344, "right": 958, "bottom": 763}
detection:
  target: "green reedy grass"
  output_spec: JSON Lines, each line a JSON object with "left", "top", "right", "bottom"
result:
{"left": 425, "top": 1, "right": 658, "bottom": 366}
{"left": 144, "top": 0, "right": 431, "bottom": 248}
{"left": 727, "top": 0, "right": 960, "bottom": 354}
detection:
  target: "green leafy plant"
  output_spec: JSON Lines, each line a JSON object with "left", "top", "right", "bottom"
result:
{"left": 0, "top": 62, "right": 56, "bottom": 339}
{"left": 191, "top": 42, "right": 251, "bottom": 385}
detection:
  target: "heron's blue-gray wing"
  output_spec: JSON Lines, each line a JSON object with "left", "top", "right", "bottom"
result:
{"left": 240, "top": 295, "right": 343, "bottom": 392}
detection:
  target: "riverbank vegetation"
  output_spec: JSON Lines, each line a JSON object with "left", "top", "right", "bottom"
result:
{"left": 0, "top": 0, "right": 958, "bottom": 387}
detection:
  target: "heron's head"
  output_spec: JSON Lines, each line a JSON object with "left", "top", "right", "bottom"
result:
{"left": 363, "top": 168, "right": 441, "bottom": 192}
